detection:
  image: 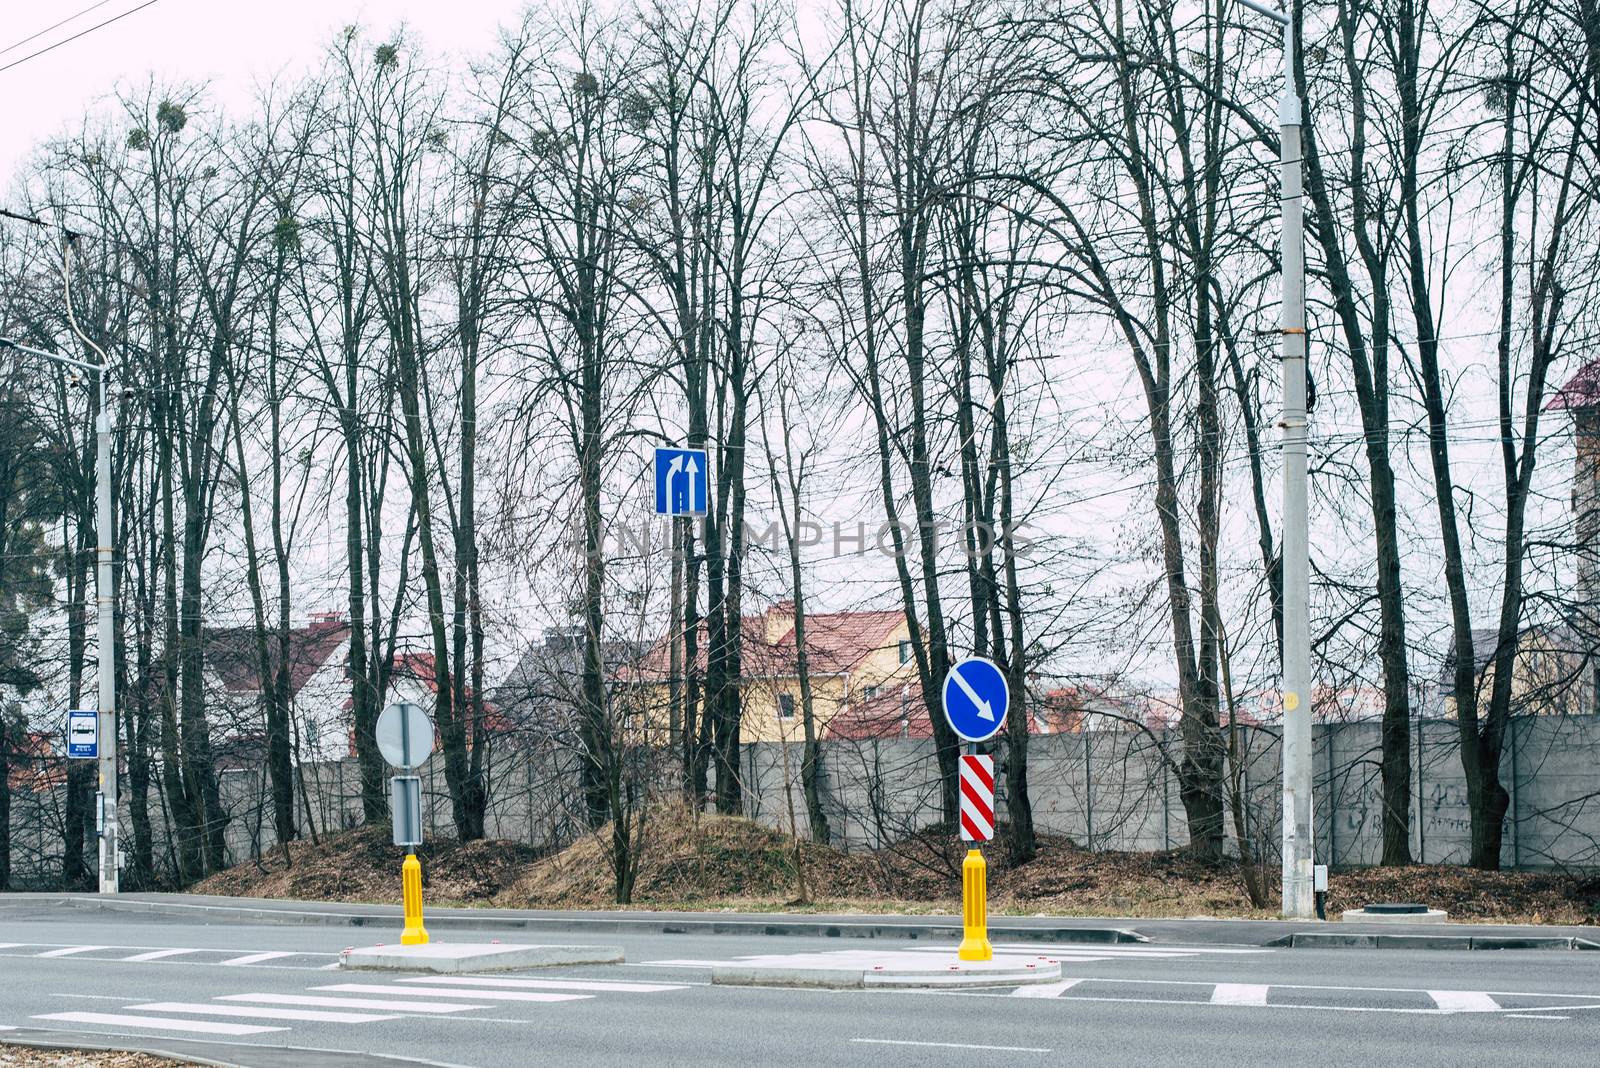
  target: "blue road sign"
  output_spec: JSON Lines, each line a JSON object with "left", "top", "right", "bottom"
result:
{"left": 654, "top": 447, "right": 708, "bottom": 516}
{"left": 942, "top": 657, "right": 1009, "bottom": 743}
{"left": 66, "top": 710, "right": 98, "bottom": 759}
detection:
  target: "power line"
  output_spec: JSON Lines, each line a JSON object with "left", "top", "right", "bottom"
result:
{"left": 0, "top": 1, "right": 120, "bottom": 60}
{"left": 0, "top": 0, "right": 162, "bottom": 77}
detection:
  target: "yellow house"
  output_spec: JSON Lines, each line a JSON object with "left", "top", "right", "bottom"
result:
{"left": 1439, "top": 625, "right": 1589, "bottom": 719}
{"left": 634, "top": 602, "right": 920, "bottom": 743}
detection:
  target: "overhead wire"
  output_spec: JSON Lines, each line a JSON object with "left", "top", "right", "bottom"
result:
{"left": 0, "top": 0, "right": 162, "bottom": 77}
{"left": 0, "top": 1, "right": 120, "bottom": 60}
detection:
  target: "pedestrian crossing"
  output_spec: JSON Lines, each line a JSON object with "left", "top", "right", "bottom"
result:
{"left": 0, "top": 941, "right": 338, "bottom": 970}
{"left": 978, "top": 975, "right": 1600, "bottom": 1017}
{"left": 26, "top": 968, "right": 689, "bottom": 1040}
{"left": 638, "top": 942, "right": 1273, "bottom": 970}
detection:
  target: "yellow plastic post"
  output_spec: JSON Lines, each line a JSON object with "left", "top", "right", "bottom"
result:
{"left": 401, "top": 852, "right": 429, "bottom": 945}
{"left": 957, "top": 847, "right": 992, "bottom": 961}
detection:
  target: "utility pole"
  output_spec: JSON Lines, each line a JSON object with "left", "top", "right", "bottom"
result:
{"left": 0, "top": 335, "right": 117, "bottom": 894}
{"left": 2, "top": 211, "right": 120, "bottom": 893}
{"left": 1239, "top": 0, "right": 1313, "bottom": 919}
{"left": 94, "top": 379, "right": 118, "bottom": 893}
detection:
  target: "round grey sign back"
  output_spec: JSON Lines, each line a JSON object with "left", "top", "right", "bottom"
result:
{"left": 375, "top": 701, "right": 435, "bottom": 769}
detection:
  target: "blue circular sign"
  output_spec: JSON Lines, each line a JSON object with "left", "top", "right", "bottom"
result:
{"left": 942, "top": 656, "right": 1009, "bottom": 743}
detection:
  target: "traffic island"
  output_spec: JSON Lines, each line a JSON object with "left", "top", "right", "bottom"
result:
{"left": 1341, "top": 903, "right": 1450, "bottom": 923}
{"left": 339, "top": 941, "right": 624, "bottom": 973}
{"left": 711, "top": 948, "right": 1065, "bottom": 989}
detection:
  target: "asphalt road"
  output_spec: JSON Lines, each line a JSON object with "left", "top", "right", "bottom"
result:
{"left": 1, "top": 903, "right": 1596, "bottom": 1067}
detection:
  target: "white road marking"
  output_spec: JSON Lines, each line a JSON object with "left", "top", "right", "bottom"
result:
{"left": 853, "top": 1038, "right": 1050, "bottom": 1053}
{"left": 218, "top": 993, "right": 486, "bottom": 1014}
{"left": 35, "top": 946, "right": 109, "bottom": 958}
{"left": 635, "top": 959, "right": 726, "bottom": 968}
{"left": 315, "top": 983, "right": 591, "bottom": 1004}
{"left": 55, "top": 995, "right": 135, "bottom": 1002}
{"left": 32, "top": 1011, "right": 286, "bottom": 1035}
{"left": 1429, "top": 991, "right": 1500, "bottom": 1013}
{"left": 220, "top": 951, "right": 296, "bottom": 966}
{"left": 1012, "top": 979, "right": 1084, "bottom": 999}
{"left": 1212, "top": 984, "right": 1270, "bottom": 1007}
{"left": 964, "top": 974, "right": 1600, "bottom": 1001}
{"left": 122, "top": 948, "right": 196, "bottom": 962}
{"left": 907, "top": 944, "right": 1272, "bottom": 956}
{"left": 398, "top": 976, "right": 686, "bottom": 994}
{"left": 129, "top": 1001, "right": 400, "bottom": 1024}
{"left": 1506, "top": 1014, "right": 1570, "bottom": 1020}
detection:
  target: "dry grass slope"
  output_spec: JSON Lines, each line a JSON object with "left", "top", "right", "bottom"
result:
{"left": 190, "top": 808, "right": 1600, "bottom": 925}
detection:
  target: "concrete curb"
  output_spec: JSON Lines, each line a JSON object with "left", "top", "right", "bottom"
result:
{"left": 339, "top": 941, "right": 625, "bottom": 972}
{"left": 711, "top": 956, "right": 1065, "bottom": 990}
{"left": 24, "top": 894, "right": 1147, "bottom": 946}
{"left": 0, "top": 1030, "right": 475, "bottom": 1068}
{"left": 0, "top": 1034, "right": 244, "bottom": 1068}
{"left": 1271, "top": 932, "right": 1600, "bottom": 951}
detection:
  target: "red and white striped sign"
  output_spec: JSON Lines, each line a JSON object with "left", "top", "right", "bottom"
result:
{"left": 959, "top": 754, "right": 995, "bottom": 842}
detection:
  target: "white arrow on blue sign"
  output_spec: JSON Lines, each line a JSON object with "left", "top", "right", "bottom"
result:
{"left": 654, "top": 447, "right": 708, "bottom": 516}
{"left": 942, "top": 657, "right": 1009, "bottom": 743}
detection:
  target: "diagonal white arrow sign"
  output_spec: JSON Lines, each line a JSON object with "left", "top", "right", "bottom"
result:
{"left": 950, "top": 664, "right": 994, "bottom": 721}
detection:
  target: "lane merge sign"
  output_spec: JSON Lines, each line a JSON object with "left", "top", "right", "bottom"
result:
{"left": 942, "top": 656, "right": 1009, "bottom": 743}
{"left": 654, "top": 447, "right": 708, "bottom": 516}
{"left": 959, "top": 754, "right": 995, "bottom": 842}
{"left": 66, "top": 710, "right": 98, "bottom": 759}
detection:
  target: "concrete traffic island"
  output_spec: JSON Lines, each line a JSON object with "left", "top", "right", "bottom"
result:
{"left": 339, "top": 941, "right": 625, "bottom": 973}
{"left": 711, "top": 948, "right": 1065, "bottom": 989}
{"left": 1341, "top": 903, "right": 1450, "bottom": 924}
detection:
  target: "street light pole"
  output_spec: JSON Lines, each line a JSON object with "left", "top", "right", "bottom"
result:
{"left": 1239, "top": 0, "right": 1314, "bottom": 919}
{"left": 0, "top": 335, "right": 118, "bottom": 894}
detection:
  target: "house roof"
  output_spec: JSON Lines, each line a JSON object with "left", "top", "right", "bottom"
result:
{"left": 823, "top": 680, "right": 933, "bottom": 741}
{"left": 1546, "top": 361, "right": 1600, "bottom": 411}
{"left": 1437, "top": 623, "right": 1583, "bottom": 696}
{"left": 763, "top": 609, "right": 907, "bottom": 676}
{"left": 7, "top": 729, "right": 67, "bottom": 792}
{"left": 636, "top": 605, "right": 907, "bottom": 683}
{"left": 204, "top": 616, "right": 349, "bottom": 699}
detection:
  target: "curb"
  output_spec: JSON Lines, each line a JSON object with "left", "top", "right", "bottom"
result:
{"left": 712, "top": 956, "right": 1066, "bottom": 990}
{"left": 0, "top": 1034, "right": 243, "bottom": 1068}
{"left": 0, "top": 1029, "right": 475, "bottom": 1068}
{"left": 339, "top": 941, "right": 625, "bottom": 972}
{"left": 1270, "top": 932, "right": 1600, "bottom": 951}
{"left": 28, "top": 895, "right": 1147, "bottom": 946}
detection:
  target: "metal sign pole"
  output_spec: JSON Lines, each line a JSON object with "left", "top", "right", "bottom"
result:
{"left": 378, "top": 702, "right": 435, "bottom": 947}
{"left": 958, "top": 739, "right": 992, "bottom": 962}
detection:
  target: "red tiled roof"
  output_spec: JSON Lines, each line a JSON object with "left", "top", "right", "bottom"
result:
{"left": 7, "top": 730, "right": 67, "bottom": 791}
{"left": 823, "top": 680, "right": 933, "bottom": 741}
{"left": 205, "top": 616, "right": 349, "bottom": 699}
{"left": 636, "top": 606, "right": 907, "bottom": 682}
{"left": 763, "top": 610, "right": 906, "bottom": 676}
{"left": 1546, "top": 360, "right": 1600, "bottom": 411}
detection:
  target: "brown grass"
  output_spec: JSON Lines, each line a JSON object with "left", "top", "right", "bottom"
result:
{"left": 0, "top": 1049, "right": 190, "bottom": 1068}
{"left": 191, "top": 824, "right": 544, "bottom": 905}
{"left": 191, "top": 808, "right": 1600, "bottom": 926}
{"left": 495, "top": 803, "right": 887, "bottom": 908}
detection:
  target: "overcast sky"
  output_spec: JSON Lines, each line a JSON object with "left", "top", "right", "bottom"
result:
{"left": 0, "top": 0, "right": 519, "bottom": 180}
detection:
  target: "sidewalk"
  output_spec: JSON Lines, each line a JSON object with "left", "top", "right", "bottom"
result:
{"left": 2, "top": 892, "right": 1595, "bottom": 949}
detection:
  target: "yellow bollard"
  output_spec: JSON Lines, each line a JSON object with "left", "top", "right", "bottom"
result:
{"left": 401, "top": 852, "right": 429, "bottom": 945}
{"left": 957, "top": 847, "right": 992, "bottom": 961}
